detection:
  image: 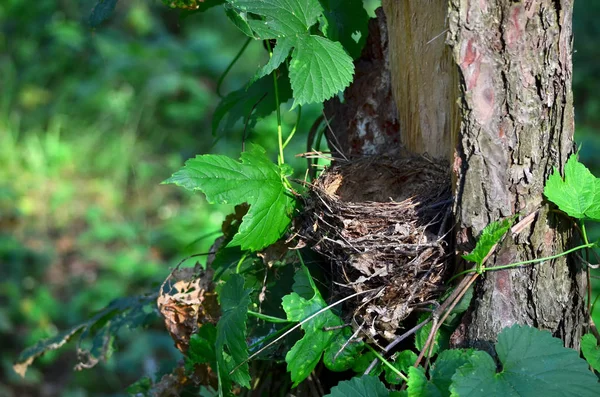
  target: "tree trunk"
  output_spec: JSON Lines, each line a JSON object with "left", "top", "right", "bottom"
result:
{"left": 326, "top": 0, "right": 586, "bottom": 350}
{"left": 447, "top": 0, "right": 586, "bottom": 350}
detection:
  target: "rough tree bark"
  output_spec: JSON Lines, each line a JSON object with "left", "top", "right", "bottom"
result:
{"left": 325, "top": 0, "right": 586, "bottom": 350}
{"left": 447, "top": 0, "right": 586, "bottom": 350}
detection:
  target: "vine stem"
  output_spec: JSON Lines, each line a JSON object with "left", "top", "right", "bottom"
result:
{"left": 282, "top": 106, "right": 301, "bottom": 150}
{"left": 265, "top": 40, "right": 285, "bottom": 166}
{"left": 364, "top": 344, "right": 408, "bottom": 382}
{"left": 216, "top": 37, "right": 251, "bottom": 98}
{"left": 247, "top": 310, "right": 292, "bottom": 323}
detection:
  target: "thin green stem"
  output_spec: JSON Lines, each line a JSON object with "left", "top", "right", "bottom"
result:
{"left": 581, "top": 219, "right": 590, "bottom": 245}
{"left": 265, "top": 40, "right": 285, "bottom": 166}
{"left": 247, "top": 310, "right": 292, "bottom": 323}
{"left": 282, "top": 106, "right": 301, "bottom": 150}
{"left": 364, "top": 344, "right": 408, "bottom": 382}
{"left": 236, "top": 252, "right": 249, "bottom": 274}
{"left": 480, "top": 243, "right": 595, "bottom": 272}
{"left": 216, "top": 37, "right": 251, "bottom": 98}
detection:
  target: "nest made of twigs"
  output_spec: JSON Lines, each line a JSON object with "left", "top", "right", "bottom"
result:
{"left": 298, "top": 155, "right": 452, "bottom": 341}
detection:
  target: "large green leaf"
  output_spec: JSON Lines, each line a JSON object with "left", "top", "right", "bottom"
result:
{"left": 289, "top": 34, "right": 354, "bottom": 107}
{"left": 325, "top": 375, "right": 390, "bottom": 397}
{"left": 227, "top": 0, "right": 323, "bottom": 38}
{"left": 164, "top": 144, "right": 295, "bottom": 251}
{"left": 254, "top": 37, "right": 294, "bottom": 81}
{"left": 282, "top": 266, "right": 345, "bottom": 385}
{"left": 323, "top": 325, "right": 365, "bottom": 372}
{"left": 581, "top": 333, "right": 600, "bottom": 372}
{"left": 450, "top": 325, "right": 600, "bottom": 396}
{"left": 216, "top": 274, "right": 252, "bottom": 388}
{"left": 407, "top": 366, "right": 442, "bottom": 397}
{"left": 544, "top": 154, "right": 600, "bottom": 221}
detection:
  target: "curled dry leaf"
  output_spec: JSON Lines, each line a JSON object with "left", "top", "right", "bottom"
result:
{"left": 157, "top": 263, "right": 220, "bottom": 353}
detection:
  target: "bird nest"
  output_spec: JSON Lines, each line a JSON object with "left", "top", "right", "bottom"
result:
{"left": 297, "top": 156, "right": 452, "bottom": 341}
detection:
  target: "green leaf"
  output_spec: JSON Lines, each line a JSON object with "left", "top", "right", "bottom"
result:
{"left": 407, "top": 366, "right": 442, "bottom": 397}
{"left": 89, "top": 0, "right": 118, "bottom": 27}
{"left": 14, "top": 294, "right": 155, "bottom": 377}
{"left": 224, "top": 6, "right": 255, "bottom": 37}
{"left": 385, "top": 350, "right": 418, "bottom": 385}
{"left": 450, "top": 325, "right": 600, "bottom": 397}
{"left": 581, "top": 333, "right": 600, "bottom": 372}
{"left": 227, "top": 0, "right": 324, "bottom": 38}
{"left": 254, "top": 37, "right": 294, "bottom": 81}
{"left": 187, "top": 324, "right": 218, "bottom": 369}
{"left": 289, "top": 35, "right": 354, "bottom": 107}
{"left": 212, "top": 70, "right": 292, "bottom": 136}
{"left": 323, "top": 326, "right": 365, "bottom": 372}
{"left": 282, "top": 265, "right": 344, "bottom": 386}
{"left": 415, "top": 314, "right": 440, "bottom": 358}
{"left": 352, "top": 350, "right": 383, "bottom": 376}
{"left": 462, "top": 216, "right": 515, "bottom": 267}
{"left": 429, "top": 349, "right": 475, "bottom": 396}
{"left": 319, "top": 0, "right": 370, "bottom": 59}
{"left": 544, "top": 154, "right": 600, "bottom": 221}
{"left": 216, "top": 274, "right": 252, "bottom": 389}
{"left": 164, "top": 144, "right": 295, "bottom": 251}
{"left": 325, "top": 375, "right": 390, "bottom": 397}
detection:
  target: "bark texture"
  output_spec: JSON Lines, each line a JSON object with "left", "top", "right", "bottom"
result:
{"left": 382, "top": 0, "right": 458, "bottom": 161}
{"left": 447, "top": 0, "right": 586, "bottom": 349}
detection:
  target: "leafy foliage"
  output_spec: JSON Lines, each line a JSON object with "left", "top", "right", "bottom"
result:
{"left": 384, "top": 350, "right": 417, "bottom": 385}
{"left": 164, "top": 144, "right": 295, "bottom": 251}
{"left": 225, "top": 0, "right": 355, "bottom": 107}
{"left": 324, "top": 375, "right": 390, "bottom": 397}
{"left": 450, "top": 325, "right": 600, "bottom": 396}
{"left": 462, "top": 216, "right": 515, "bottom": 269}
{"left": 282, "top": 266, "right": 358, "bottom": 385}
{"left": 216, "top": 274, "right": 252, "bottom": 389}
{"left": 544, "top": 154, "right": 600, "bottom": 221}
{"left": 14, "top": 294, "right": 156, "bottom": 377}
{"left": 581, "top": 333, "right": 600, "bottom": 372}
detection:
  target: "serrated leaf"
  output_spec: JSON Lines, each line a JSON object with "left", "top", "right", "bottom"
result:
{"left": 164, "top": 145, "right": 295, "bottom": 251}
{"left": 429, "top": 349, "right": 475, "bottom": 396}
{"left": 289, "top": 35, "right": 354, "bottom": 107}
{"left": 89, "top": 0, "right": 118, "bottom": 27}
{"left": 14, "top": 294, "right": 155, "bottom": 377}
{"left": 450, "top": 325, "right": 600, "bottom": 397}
{"left": 282, "top": 266, "right": 343, "bottom": 386}
{"left": 581, "top": 333, "right": 600, "bottom": 372}
{"left": 462, "top": 216, "right": 515, "bottom": 267}
{"left": 385, "top": 350, "right": 418, "bottom": 385}
{"left": 544, "top": 154, "right": 600, "bottom": 221}
{"left": 323, "top": 326, "right": 365, "bottom": 372}
{"left": 212, "top": 70, "right": 292, "bottom": 136}
{"left": 407, "top": 366, "right": 442, "bottom": 397}
{"left": 216, "top": 274, "right": 252, "bottom": 388}
{"left": 254, "top": 37, "right": 294, "bottom": 82}
{"left": 227, "top": 0, "right": 323, "bottom": 38}
{"left": 319, "top": 0, "right": 369, "bottom": 59}
{"left": 325, "top": 375, "right": 390, "bottom": 397}
{"left": 224, "top": 6, "right": 255, "bottom": 37}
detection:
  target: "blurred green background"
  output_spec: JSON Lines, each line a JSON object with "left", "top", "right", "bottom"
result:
{"left": 0, "top": 1, "right": 598, "bottom": 396}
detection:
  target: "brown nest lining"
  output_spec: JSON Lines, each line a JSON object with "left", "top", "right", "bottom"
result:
{"left": 299, "top": 156, "right": 452, "bottom": 340}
